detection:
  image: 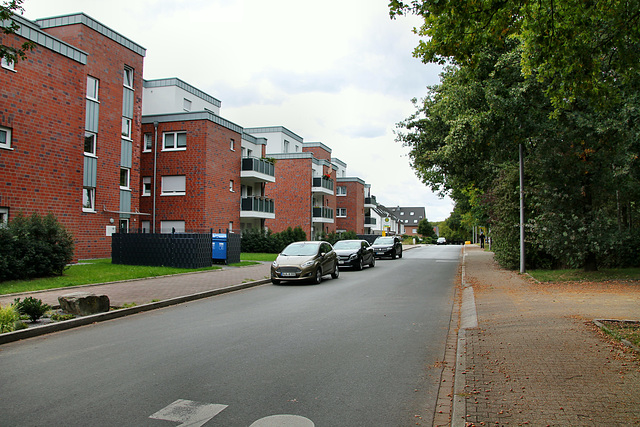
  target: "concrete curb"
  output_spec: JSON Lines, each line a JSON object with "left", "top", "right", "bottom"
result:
{"left": 0, "top": 279, "right": 270, "bottom": 345}
{"left": 452, "top": 245, "right": 479, "bottom": 427}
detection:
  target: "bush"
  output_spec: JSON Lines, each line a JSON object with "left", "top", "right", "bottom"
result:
{"left": 0, "top": 303, "right": 20, "bottom": 333}
{"left": 0, "top": 212, "right": 74, "bottom": 282}
{"left": 13, "top": 297, "right": 51, "bottom": 323}
{"left": 318, "top": 230, "right": 357, "bottom": 246}
{"left": 241, "top": 227, "right": 307, "bottom": 253}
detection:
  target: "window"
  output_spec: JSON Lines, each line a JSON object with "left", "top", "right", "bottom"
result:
{"left": 410, "top": 212, "right": 414, "bottom": 215}
{"left": 123, "top": 66, "right": 134, "bottom": 88}
{"left": 1, "top": 56, "right": 14, "bottom": 71}
{"left": 337, "top": 208, "right": 347, "bottom": 217}
{"left": 143, "top": 133, "right": 153, "bottom": 152}
{"left": 337, "top": 186, "right": 347, "bottom": 196}
{"left": 120, "top": 168, "right": 130, "bottom": 189}
{"left": 230, "top": 139, "right": 235, "bottom": 151}
{"left": 163, "top": 132, "right": 187, "bottom": 151}
{"left": 229, "top": 180, "right": 235, "bottom": 192}
{"left": 183, "top": 98, "right": 192, "bottom": 111}
{"left": 141, "top": 220, "right": 151, "bottom": 233}
{"left": 119, "top": 219, "right": 129, "bottom": 233}
{"left": 229, "top": 221, "right": 233, "bottom": 233}
{"left": 400, "top": 212, "right": 405, "bottom": 215}
{"left": 161, "top": 175, "right": 186, "bottom": 195}
{"left": 121, "top": 118, "right": 132, "bottom": 139}
{"left": 0, "top": 207, "right": 8, "bottom": 226}
{"left": 142, "top": 177, "right": 151, "bottom": 196}
{"left": 161, "top": 220, "right": 185, "bottom": 234}
{"left": 283, "top": 140, "right": 290, "bottom": 153}
{"left": 82, "top": 187, "right": 95, "bottom": 211}
{"left": 87, "top": 76, "right": 99, "bottom": 100}
{"left": 84, "top": 132, "right": 96, "bottom": 155}
{"left": 0, "top": 126, "right": 12, "bottom": 150}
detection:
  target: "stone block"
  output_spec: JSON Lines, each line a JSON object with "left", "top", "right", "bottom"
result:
{"left": 58, "top": 292, "right": 110, "bottom": 316}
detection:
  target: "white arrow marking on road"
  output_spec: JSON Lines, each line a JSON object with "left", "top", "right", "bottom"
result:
{"left": 149, "top": 399, "right": 228, "bottom": 427}
{"left": 249, "top": 414, "right": 315, "bottom": 427}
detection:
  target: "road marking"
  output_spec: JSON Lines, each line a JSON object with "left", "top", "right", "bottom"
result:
{"left": 250, "top": 415, "right": 315, "bottom": 426}
{"left": 149, "top": 399, "right": 228, "bottom": 427}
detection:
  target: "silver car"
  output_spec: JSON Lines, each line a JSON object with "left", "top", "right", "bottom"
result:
{"left": 271, "top": 241, "right": 340, "bottom": 284}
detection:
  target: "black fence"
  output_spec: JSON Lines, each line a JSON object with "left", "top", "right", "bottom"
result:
{"left": 112, "top": 231, "right": 241, "bottom": 268}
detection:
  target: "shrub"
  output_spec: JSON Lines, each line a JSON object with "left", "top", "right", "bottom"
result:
{"left": 14, "top": 297, "right": 51, "bottom": 323}
{"left": 0, "top": 303, "right": 20, "bottom": 333}
{"left": 241, "top": 227, "right": 307, "bottom": 253}
{"left": 0, "top": 212, "right": 74, "bottom": 282}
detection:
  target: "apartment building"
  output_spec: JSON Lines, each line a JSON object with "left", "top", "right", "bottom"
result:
{"left": 139, "top": 78, "right": 251, "bottom": 234}
{"left": 1, "top": 13, "right": 145, "bottom": 259}
{"left": 389, "top": 206, "right": 426, "bottom": 236}
{"left": 244, "top": 127, "right": 338, "bottom": 240}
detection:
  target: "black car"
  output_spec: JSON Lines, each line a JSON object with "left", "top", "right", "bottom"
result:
{"left": 371, "top": 236, "right": 403, "bottom": 259}
{"left": 333, "top": 239, "right": 376, "bottom": 270}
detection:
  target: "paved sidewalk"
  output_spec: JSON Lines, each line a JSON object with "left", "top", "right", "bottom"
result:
{"left": 459, "top": 245, "right": 640, "bottom": 426}
{"left": 0, "top": 263, "right": 272, "bottom": 309}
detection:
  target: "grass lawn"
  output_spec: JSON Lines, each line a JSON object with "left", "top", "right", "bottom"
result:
{"left": 0, "top": 254, "right": 277, "bottom": 295}
{"left": 528, "top": 268, "right": 640, "bottom": 283}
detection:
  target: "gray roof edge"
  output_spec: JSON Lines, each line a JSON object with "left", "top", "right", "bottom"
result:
{"left": 141, "top": 111, "right": 242, "bottom": 134}
{"left": 266, "top": 152, "right": 314, "bottom": 160}
{"left": 35, "top": 13, "right": 146, "bottom": 57}
{"left": 4, "top": 14, "right": 88, "bottom": 64}
{"left": 143, "top": 78, "right": 222, "bottom": 108}
{"left": 337, "top": 177, "right": 366, "bottom": 185}
{"left": 245, "top": 126, "right": 304, "bottom": 143}
{"left": 304, "top": 141, "right": 332, "bottom": 153}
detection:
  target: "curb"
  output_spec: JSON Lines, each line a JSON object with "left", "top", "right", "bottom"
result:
{"left": 0, "top": 279, "right": 270, "bottom": 345}
{"left": 452, "top": 245, "right": 479, "bottom": 427}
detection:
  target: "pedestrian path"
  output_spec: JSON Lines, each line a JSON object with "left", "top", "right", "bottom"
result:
{"left": 457, "top": 245, "right": 640, "bottom": 426}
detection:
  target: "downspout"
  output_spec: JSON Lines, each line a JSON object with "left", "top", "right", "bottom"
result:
{"left": 152, "top": 121, "right": 158, "bottom": 233}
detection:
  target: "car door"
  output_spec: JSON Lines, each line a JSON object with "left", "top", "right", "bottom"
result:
{"left": 320, "top": 242, "right": 335, "bottom": 273}
{"left": 362, "top": 241, "right": 372, "bottom": 264}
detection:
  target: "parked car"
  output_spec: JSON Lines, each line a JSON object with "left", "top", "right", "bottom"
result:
{"left": 371, "top": 236, "right": 403, "bottom": 259}
{"left": 436, "top": 237, "right": 447, "bottom": 245}
{"left": 271, "top": 241, "right": 339, "bottom": 284}
{"left": 333, "top": 239, "right": 376, "bottom": 270}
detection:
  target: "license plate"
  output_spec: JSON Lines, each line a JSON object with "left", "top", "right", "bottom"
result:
{"left": 376, "top": 251, "right": 384, "bottom": 255}
{"left": 338, "top": 261, "right": 345, "bottom": 265}
{"left": 282, "top": 272, "right": 296, "bottom": 277}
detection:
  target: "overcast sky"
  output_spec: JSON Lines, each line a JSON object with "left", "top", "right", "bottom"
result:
{"left": 23, "top": 0, "right": 455, "bottom": 221}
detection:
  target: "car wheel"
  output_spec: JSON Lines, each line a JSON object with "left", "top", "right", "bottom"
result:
{"left": 391, "top": 250, "right": 397, "bottom": 259}
{"left": 331, "top": 264, "right": 339, "bottom": 279}
{"left": 369, "top": 256, "right": 375, "bottom": 268}
{"left": 314, "top": 267, "right": 323, "bottom": 284}
{"left": 355, "top": 257, "right": 363, "bottom": 271}
{"left": 271, "top": 278, "right": 280, "bottom": 285}
{"left": 398, "top": 248, "right": 403, "bottom": 258}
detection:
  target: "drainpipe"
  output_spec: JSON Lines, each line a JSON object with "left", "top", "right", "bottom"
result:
{"left": 152, "top": 121, "right": 158, "bottom": 233}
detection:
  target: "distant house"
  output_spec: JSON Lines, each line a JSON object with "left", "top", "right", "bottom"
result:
{"left": 389, "top": 206, "right": 427, "bottom": 236}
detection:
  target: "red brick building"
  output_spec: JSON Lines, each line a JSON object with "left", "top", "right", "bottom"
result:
{"left": 1, "top": 14, "right": 145, "bottom": 259}
{"left": 335, "top": 177, "right": 366, "bottom": 234}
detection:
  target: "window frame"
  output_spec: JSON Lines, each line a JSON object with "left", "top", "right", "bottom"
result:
{"left": 337, "top": 186, "right": 347, "bottom": 196}
{"left": 84, "top": 131, "right": 97, "bottom": 156}
{"left": 121, "top": 117, "right": 132, "bottom": 140}
{"left": 142, "top": 177, "right": 152, "bottom": 196}
{"left": 0, "top": 126, "right": 12, "bottom": 150}
{"left": 120, "top": 167, "right": 130, "bottom": 190}
{"left": 1, "top": 56, "right": 15, "bottom": 71}
{"left": 183, "top": 98, "right": 192, "bottom": 111}
{"left": 337, "top": 208, "right": 347, "bottom": 217}
{"left": 86, "top": 76, "right": 99, "bottom": 101}
{"left": 0, "top": 207, "right": 8, "bottom": 226}
{"left": 123, "top": 66, "right": 134, "bottom": 89}
{"left": 82, "top": 187, "right": 96, "bottom": 212}
{"left": 143, "top": 133, "right": 153, "bottom": 152}
{"left": 162, "top": 131, "right": 187, "bottom": 151}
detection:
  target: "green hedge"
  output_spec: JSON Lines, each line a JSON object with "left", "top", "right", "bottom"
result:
{"left": 0, "top": 212, "right": 74, "bottom": 282}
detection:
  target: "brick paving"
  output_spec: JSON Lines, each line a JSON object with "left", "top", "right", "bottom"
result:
{"left": 0, "top": 263, "right": 272, "bottom": 309}
{"left": 461, "top": 246, "right": 640, "bottom": 426}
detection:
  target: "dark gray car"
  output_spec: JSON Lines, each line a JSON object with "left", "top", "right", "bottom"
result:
{"left": 371, "top": 236, "right": 403, "bottom": 259}
{"left": 271, "top": 241, "right": 339, "bottom": 284}
{"left": 333, "top": 239, "right": 376, "bottom": 270}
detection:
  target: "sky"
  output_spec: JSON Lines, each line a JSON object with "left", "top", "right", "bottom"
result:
{"left": 22, "top": 0, "right": 455, "bottom": 221}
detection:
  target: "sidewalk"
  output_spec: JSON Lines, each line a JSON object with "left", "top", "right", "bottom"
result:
{"left": 457, "top": 245, "right": 640, "bottom": 426}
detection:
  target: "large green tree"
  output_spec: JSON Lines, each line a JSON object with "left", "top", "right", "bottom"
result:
{"left": 1, "top": 0, "right": 33, "bottom": 64}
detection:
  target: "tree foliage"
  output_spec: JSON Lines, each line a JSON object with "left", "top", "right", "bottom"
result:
{"left": 1, "top": 0, "right": 34, "bottom": 64}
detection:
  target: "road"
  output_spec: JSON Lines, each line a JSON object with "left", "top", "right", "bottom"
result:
{"left": 0, "top": 245, "right": 461, "bottom": 426}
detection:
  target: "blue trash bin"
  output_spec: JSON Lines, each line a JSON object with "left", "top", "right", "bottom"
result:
{"left": 212, "top": 233, "right": 227, "bottom": 261}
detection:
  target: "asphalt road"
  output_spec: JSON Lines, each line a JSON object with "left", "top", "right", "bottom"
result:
{"left": 0, "top": 245, "right": 461, "bottom": 427}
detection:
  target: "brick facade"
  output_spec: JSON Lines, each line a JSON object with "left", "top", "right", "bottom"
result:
{"left": 1, "top": 15, "right": 145, "bottom": 260}
{"left": 336, "top": 179, "right": 365, "bottom": 234}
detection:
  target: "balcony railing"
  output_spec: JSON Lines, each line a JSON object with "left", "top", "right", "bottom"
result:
{"left": 312, "top": 176, "right": 334, "bottom": 192}
{"left": 365, "top": 217, "right": 377, "bottom": 225}
{"left": 312, "top": 206, "right": 334, "bottom": 219}
{"left": 241, "top": 157, "right": 275, "bottom": 177}
{"left": 365, "top": 196, "right": 377, "bottom": 205}
{"left": 241, "top": 196, "right": 275, "bottom": 214}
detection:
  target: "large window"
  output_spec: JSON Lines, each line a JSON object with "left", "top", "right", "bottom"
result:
{"left": 161, "top": 175, "right": 186, "bottom": 195}
{"left": 0, "top": 126, "right": 12, "bottom": 150}
{"left": 86, "top": 76, "right": 99, "bottom": 101}
{"left": 84, "top": 132, "right": 96, "bottom": 155}
{"left": 82, "top": 187, "right": 95, "bottom": 212}
{"left": 163, "top": 132, "right": 187, "bottom": 151}
{"left": 161, "top": 220, "right": 185, "bottom": 234}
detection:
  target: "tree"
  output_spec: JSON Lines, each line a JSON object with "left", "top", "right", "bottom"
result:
{"left": 417, "top": 218, "right": 437, "bottom": 240}
{"left": 1, "top": 0, "right": 34, "bottom": 65}
{"left": 389, "top": 0, "right": 640, "bottom": 113}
